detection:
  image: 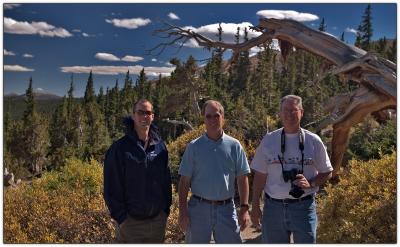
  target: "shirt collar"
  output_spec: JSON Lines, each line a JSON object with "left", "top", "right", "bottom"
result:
{"left": 203, "top": 131, "right": 225, "bottom": 143}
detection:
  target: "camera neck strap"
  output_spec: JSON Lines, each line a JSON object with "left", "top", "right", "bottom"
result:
{"left": 279, "top": 128, "right": 305, "bottom": 173}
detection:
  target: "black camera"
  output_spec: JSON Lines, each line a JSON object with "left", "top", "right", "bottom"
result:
{"left": 282, "top": 168, "right": 305, "bottom": 198}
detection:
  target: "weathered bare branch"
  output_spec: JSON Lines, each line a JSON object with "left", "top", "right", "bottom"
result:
{"left": 150, "top": 18, "right": 397, "bottom": 177}
{"left": 162, "top": 118, "right": 194, "bottom": 130}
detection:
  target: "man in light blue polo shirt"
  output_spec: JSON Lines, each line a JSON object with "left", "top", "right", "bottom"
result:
{"left": 178, "top": 100, "right": 251, "bottom": 243}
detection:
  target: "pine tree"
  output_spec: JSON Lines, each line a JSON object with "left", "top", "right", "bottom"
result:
{"left": 355, "top": 25, "right": 362, "bottom": 48}
{"left": 376, "top": 36, "right": 388, "bottom": 57}
{"left": 67, "top": 75, "right": 75, "bottom": 119}
{"left": 81, "top": 72, "right": 111, "bottom": 160}
{"left": 360, "top": 4, "right": 373, "bottom": 51}
{"left": 97, "top": 86, "right": 106, "bottom": 113}
{"left": 49, "top": 97, "right": 69, "bottom": 168}
{"left": 228, "top": 26, "right": 250, "bottom": 98}
{"left": 106, "top": 80, "right": 121, "bottom": 140}
{"left": 340, "top": 32, "right": 345, "bottom": 42}
{"left": 23, "top": 77, "right": 35, "bottom": 124}
{"left": 387, "top": 38, "right": 396, "bottom": 63}
{"left": 84, "top": 71, "right": 96, "bottom": 104}
{"left": 4, "top": 105, "right": 12, "bottom": 152}
{"left": 318, "top": 18, "right": 326, "bottom": 32}
{"left": 20, "top": 78, "right": 49, "bottom": 174}
{"left": 153, "top": 74, "right": 167, "bottom": 119}
{"left": 137, "top": 68, "right": 147, "bottom": 98}
{"left": 120, "top": 70, "right": 135, "bottom": 116}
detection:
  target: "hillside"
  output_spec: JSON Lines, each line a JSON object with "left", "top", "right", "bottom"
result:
{"left": 4, "top": 93, "right": 82, "bottom": 120}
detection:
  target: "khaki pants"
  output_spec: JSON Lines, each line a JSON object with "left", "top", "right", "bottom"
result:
{"left": 116, "top": 211, "right": 168, "bottom": 243}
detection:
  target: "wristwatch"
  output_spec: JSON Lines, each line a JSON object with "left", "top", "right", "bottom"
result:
{"left": 240, "top": 204, "right": 249, "bottom": 210}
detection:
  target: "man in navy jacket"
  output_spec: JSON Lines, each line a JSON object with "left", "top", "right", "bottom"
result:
{"left": 104, "top": 99, "right": 172, "bottom": 243}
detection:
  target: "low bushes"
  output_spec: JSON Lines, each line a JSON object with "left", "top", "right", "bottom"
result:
{"left": 317, "top": 152, "right": 396, "bottom": 243}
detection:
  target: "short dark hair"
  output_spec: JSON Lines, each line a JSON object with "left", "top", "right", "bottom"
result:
{"left": 133, "top": 98, "right": 153, "bottom": 113}
{"left": 201, "top": 100, "right": 224, "bottom": 116}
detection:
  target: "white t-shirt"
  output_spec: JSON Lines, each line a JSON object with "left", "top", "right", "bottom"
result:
{"left": 251, "top": 128, "right": 333, "bottom": 199}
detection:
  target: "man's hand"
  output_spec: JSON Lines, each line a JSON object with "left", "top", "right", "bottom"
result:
{"left": 178, "top": 208, "right": 190, "bottom": 233}
{"left": 293, "top": 174, "right": 311, "bottom": 189}
{"left": 250, "top": 204, "right": 262, "bottom": 230}
{"left": 238, "top": 207, "right": 250, "bottom": 231}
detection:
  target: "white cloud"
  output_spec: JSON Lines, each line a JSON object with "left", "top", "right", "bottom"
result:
{"left": 5, "top": 65, "right": 34, "bottom": 72}
{"left": 72, "top": 29, "right": 81, "bottom": 33}
{"left": 121, "top": 55, "right": 144, "bottom": 62}
{"left": 95, "top": 52, "right": 120, "bottom": 61}
{"left": 4, "top": 49, "right": 16, "bottom": 56}
{"left": 256, "top": 10, "right": 319, "bottom": 22}
{"left": 183, "top": 38, "right": 201, "bottom": 48}
{"left": 345, "top": 27, "right": 358, "bottom": 35}
{"left": 151, "top": 58, "right": 157, "bottom": 62}
{"left": 4, "top": 4, "right": 21, "bottom": 10}
{"left": 168, "top": 12, "right": 180, "bottom": 20}
{"left": 181, "top": 22, "right": 263, "bottom": 48}
{"left": 249, "top": 46, "right": 262, "bottom": 57}
{"left": 4, "top": 17, "right": 72, "bottom": 38}
{"left": 105, "top": 17, "right": 151, "bottom": 29}
{"left": 23, "top": 53, "right": 34, "bottom": 58}
{"left": 248, "top": 39, "right": 281, "bottom": 56}
{"left": 82, "top": 32, "right": 95, "bottom": 37}
{"left": 60, "top": 65, "right": 175, "bottom": 76}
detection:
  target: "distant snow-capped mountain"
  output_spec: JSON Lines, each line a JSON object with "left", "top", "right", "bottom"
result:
{"left": 5, "top": 88, "right": 62, "bottom": 100}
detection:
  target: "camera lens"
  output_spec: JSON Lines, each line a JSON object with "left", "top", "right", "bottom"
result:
{"left": 289, "top": 185, "right": 304, "bottom": 198}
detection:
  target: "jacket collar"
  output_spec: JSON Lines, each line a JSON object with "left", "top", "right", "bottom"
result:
{"left": 123, "top": 117, "right": 161, "bottom": 145}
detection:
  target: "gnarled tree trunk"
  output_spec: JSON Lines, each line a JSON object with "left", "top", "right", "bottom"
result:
{"left": 151, "top": 18, "right": 396, "bottom": 177}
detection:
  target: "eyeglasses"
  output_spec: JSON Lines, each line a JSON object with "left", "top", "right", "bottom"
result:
{"left": 136, "top": 110, "right": 153, "bottom": 116}
{"left": 282, "top": 108, "right": 302, "bottom": 114}
{"left": 205, "top": 114, "right": 221, "bottom": 119}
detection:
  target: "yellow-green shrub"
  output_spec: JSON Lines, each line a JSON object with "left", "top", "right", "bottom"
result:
{"left": 165, "top": 185, "right": 185, "bottom": 243}
{"left": 317, "top": 152, "right": 396, "bottom": 243}
{"left": 4, "top": 158, "right": 114, "bottom": 243}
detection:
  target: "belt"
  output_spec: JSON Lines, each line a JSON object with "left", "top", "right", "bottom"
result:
{"left": 265, "top": 193, "right": 314, "bottom": 203}
{"left": 192, "top": 195, "right": 232, "bottom": 205}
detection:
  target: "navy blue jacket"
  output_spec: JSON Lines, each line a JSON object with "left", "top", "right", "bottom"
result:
{"left": 103, "top": 118, "right": 172, "bottom": 224}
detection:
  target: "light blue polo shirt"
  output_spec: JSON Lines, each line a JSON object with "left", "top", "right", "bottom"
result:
{"left": 178, "top": 132, "right": 250, "bottom": 200}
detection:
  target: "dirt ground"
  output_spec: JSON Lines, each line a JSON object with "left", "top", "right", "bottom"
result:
{"left": 241, "top": 224, "right": 262, "bottom": 243}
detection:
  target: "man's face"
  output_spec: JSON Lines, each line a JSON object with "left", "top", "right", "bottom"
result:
{"left": 204, "top": 103, "right": 224, "bottom": 134}
{"left": 132, "top": 102, "right": 154, "bottom": 129}
{"left": 280, "top": 99, "right": 303, "bottom": 128}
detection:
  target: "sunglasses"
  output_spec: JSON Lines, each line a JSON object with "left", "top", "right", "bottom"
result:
{"left": 136, "top": 110, "right": 153, "bottom": 116}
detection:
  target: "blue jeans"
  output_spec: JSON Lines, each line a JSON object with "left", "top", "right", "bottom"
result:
{"left": 261, "top": 195, "right": 317, "bottom": 243}
{"left": 185, "top": 196, "right": 242, "bottom": 243}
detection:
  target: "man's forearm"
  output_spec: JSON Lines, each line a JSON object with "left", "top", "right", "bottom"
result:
{"left": 178, "top": 176, "right": 190, "bottom": 210}
{"left": 311, "top": 171, "right": 332, "bottom": 187}
{"left": 252, "top": 171, "right": 267, "bottom": 206}
{"left": 237, "top": 175, "right": 249, "bottom": 205}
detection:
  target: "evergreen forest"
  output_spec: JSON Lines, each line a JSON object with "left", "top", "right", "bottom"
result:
{"left": 3, "top": 5, "right": 397, "bottom": 243}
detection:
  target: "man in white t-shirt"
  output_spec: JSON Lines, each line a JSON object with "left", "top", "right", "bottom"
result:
{"left": 250, "top": 95, "right": 333, "bottom": 243}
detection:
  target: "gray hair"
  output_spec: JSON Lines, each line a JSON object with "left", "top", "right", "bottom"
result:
{"left": 201, "top": 100, "right": 224, "bottom": 116}
{"left": 280, "top": 95, "right": 303, "bottom": 110}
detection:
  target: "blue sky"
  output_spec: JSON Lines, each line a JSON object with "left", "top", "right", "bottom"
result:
{"left": 3, "top": 2, "right": 397, "bottom": 97}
